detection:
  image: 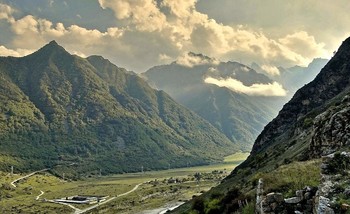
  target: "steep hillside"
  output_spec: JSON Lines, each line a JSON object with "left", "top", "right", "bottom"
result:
{"left": 172, "top": 38, "right": 350, "bottom": 214}
{"left": 143, "top": 54, "right": 280, "bottom": 150}
{"left": 0, "top": 41, "right": 237, "bottom": 176}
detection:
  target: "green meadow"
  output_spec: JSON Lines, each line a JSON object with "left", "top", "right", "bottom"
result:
{"left": 0, "top": 152, "right": 249, "bottom": 213}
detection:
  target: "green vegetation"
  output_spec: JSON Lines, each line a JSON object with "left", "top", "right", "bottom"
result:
{"left": 251, "top": 160, "right": 321, "bottom": 197}
{"left": 0, "top": 152, "right": 248, "bottom": 213}
{"left": 323, "top": 153, "right": 350, "bottom": 213}
{"left": 177, "top": 159, "right": 321, "bottom": 213}
{"left": 327, "top": 152, "right": 350, "bottom": 174}
{"left": 0, "top": 41, "right": 238, "bottom": 175}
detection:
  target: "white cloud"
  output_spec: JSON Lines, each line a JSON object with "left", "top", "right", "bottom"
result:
{"left": 96, "top": 0, "right": 328, "bottom": 69}
{"left": 176, "top": 52, "right": 219, "bottom": 67}
{"left": 158, "top": 53, "right": 172, "bottom": 63}
{"left": 279, "top": 31, "right": 328, "bottom": 65}
{"left": 0, "top": 2, "right": 332, "bottom": 72}
{"left": 0, "top": 45, "right": 33, "bottom": 57}
{"left": 0, "top": 3, "right": 15, "bottom": 22}
{"left": 242, "top": 66, "right": 250, "bottom": 72}
{"left": 98, "top": 0, "right": 167, "bottom": 32}
{"left": 204, "top": 77, "right": 287, "bottom": 96}
{"left": 261, "top": 64, "right": 280, "bottom": 76}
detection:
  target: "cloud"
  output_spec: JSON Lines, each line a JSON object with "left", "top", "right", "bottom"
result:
{"left": 279, "top": 31, "right": 327, "bottom": 64}
{"left": 48, "top": 0, "right": 54, "bottom": 7}
{"left": 204, "top": 77, "right": 287, "bottom": 96}
{"left": 176, "top": 52, "right": 219, "bottom": 67}
{"left": 0, "top": 2, "right": 332, "bottom": 73}
{"left": 261, "top": 64, "right": 280, "bottom": 76}
{"left": 96, "top": 0, "right": 328, "bottom": 69}
{"left": 0, "top": 45, "right": 33, "bottom": 57}
{"left": 0, "top": 3, "right": 15, "bottom": 22}
{"left": 158, "top": 53, "right": 172, "bottom": 63}
{"left": 98, "top": 0, "right": 166, "bottom": 32}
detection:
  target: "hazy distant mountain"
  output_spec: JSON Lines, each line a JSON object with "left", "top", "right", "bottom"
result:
{"left": 279, "top": 58, "right": 328, "bottom": 94}
{"left": 253, "top": 58, "right": 329, "bottom": 97}
{"left": 143, "top": 53, "right": 282, "bottom": 150}
{"left": 0, "top": 42, "right": 238, "bottom": 176}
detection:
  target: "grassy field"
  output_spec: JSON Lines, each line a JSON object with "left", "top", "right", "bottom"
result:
{"left": 0, "top": 152, "right": 249, "bottom": 213}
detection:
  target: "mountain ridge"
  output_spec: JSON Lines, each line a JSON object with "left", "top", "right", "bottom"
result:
{"left": 0, "top": 41, "right": 237, "bottom": 176}
{"left": 143, "top": 55, "right": 281, "bottom": 150}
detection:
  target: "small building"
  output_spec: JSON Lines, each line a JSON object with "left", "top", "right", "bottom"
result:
{"left": 54, "top": 195, "right": 108, "bottom": 204}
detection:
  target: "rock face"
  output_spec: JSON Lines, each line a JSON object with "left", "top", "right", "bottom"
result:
{"left": 311, "top": 100, "right": 350, "bottom": 156}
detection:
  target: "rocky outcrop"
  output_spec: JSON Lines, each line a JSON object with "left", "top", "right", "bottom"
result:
{"left": 314, "top": 152, "right": 350, "bottom": 213}
{"left": 261, "top": 192, "right": 285, "bottom": 213}
{"left": 310, "top": 98, "right": 350, "bottom": 156}
{"left": 255, "top": 152, "right": 350, "bottom": 214}
{"left": 256, "top": 179, "right": 317, "bottom": 214}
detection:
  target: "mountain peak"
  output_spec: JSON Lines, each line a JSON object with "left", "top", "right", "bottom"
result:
{"left": 27, "top": 40, "right": 70, "bottom": 60}
{"left": 41, "top": 40, "right": 65, "bottom": 52}
{"left": 48, "top": 40, "right": 58, "bottom": 46}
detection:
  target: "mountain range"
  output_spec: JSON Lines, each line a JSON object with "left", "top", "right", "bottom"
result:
{"left": 143, "top": 53, "right": 286, "bottom": 150}
{"left": 172, "top": 37, "right": 350, "bottom": 214}
{"left": 0, "top": 41, "right": 238, "bottom": 176}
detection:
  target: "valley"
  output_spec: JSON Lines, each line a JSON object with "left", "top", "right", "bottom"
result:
{"left": 0, "top": 152, "right": 248, "bottom": 213}
{"left": 0, "top": 1, "right": 348, "bottom": 213}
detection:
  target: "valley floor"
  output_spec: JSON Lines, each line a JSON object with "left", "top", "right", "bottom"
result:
{"left": 0, "top": 152, "right": 248, "bottom": 213}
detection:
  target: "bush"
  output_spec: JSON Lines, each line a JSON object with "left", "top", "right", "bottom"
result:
{"left": 204, "top": 199, "right": 221, "bottom": 214}
{"left": 242, "top": 202, "right": 255, "bottom": 214}
{"left": 192, "top": 197, "right": 205, "bottom": 214}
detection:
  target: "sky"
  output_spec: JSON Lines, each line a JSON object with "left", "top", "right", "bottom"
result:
{"left": 0, "top": 0, "right": 349, "bottom": 73}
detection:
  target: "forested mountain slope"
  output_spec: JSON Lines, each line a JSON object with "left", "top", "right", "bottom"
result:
{"left": 0, "top": 41, "right": 237, "bottom": 176}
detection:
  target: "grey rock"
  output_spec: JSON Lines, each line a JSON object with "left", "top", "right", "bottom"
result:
{"left": 296, "top": 190, "right": 305, "bottom": 200}
{"left": 320, "top": 163, "right": 329, "bottom": 174}
{"left": 262, "top": 204, "right": 272, "bottom": 212}
{"left": 343, "top": 188, "right": 350, "bottom": 196}
{"left": 265, "top": 193, "right": 277, "bottom": 203}
{"left": 304, "top": 186, "right": 312, "bottom": 192}
{"left": 271, "top": 192, "right": 284, "bottom": 203}
{"left": 285, "top": 197, "right": 302, "bottom": 204}
{"left": 316, "top": 196, "right": 335, "bottom": 214}
{"left": 304, "top": 192, "right": 312, "bottom": 200}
